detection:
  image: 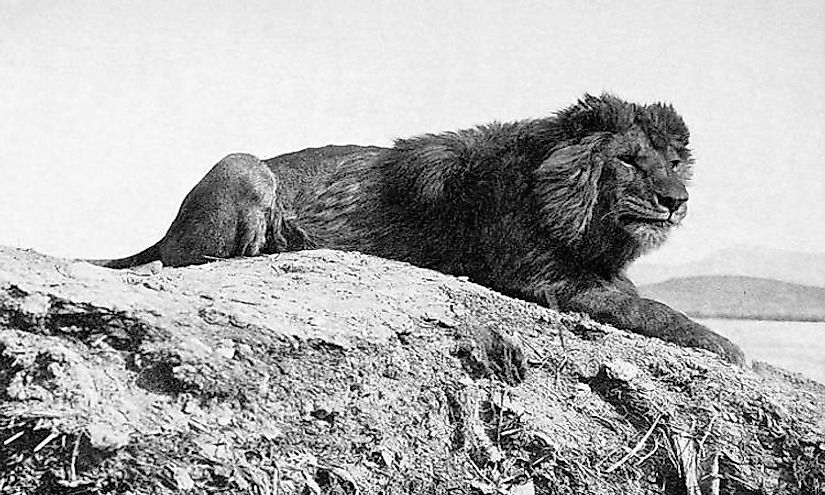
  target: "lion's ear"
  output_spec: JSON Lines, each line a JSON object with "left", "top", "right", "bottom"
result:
{"left": 533, "top": 138, "right": 606, "bottom": 244}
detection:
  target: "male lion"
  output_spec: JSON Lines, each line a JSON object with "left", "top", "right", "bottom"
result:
{"left": 92, "top": 94, "right": 745, "bottom": 364}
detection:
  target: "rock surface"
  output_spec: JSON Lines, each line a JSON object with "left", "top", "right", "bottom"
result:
{"left": 0, "top": 246, "right": 823, "bottom": 494}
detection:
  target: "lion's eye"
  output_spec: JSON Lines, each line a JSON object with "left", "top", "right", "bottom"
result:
{"left": 670, "top": 160, "right": 680, "bottom": 170}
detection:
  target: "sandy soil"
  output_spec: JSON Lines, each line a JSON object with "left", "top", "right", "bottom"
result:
{"left": 0, "top": 247, "right": 823, "bottom": 494}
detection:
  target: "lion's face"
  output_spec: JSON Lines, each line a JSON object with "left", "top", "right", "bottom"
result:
{"left": 604, "top": 123, "right": 693, "bottom": 253}
{"left": 534, "top": 95, "right": 693, "bottom": 260}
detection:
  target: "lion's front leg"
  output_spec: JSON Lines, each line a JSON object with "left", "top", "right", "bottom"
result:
{"left": 557, "top": 284, "right": 745, "bottom": 365}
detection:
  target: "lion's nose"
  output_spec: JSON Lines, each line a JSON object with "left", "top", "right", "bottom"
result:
{"left": 655, "top": 192, "right": 688, "bottom": 213}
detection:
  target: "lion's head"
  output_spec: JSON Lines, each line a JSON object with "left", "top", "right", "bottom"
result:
{"left": 534, "top": 94, "right": 693, "bottom": 263}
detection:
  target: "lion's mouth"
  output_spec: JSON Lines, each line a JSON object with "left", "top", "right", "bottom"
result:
{"left": 635, "top": 216, "right": 680, "bottom": 226}
{"left": 620, "top": 198, "right": 685, "bottom": 226}
{"left": 622, "top": 199, "right": 672, "bottom": 222}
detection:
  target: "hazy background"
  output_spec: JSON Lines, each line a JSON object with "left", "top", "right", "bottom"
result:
{"left": 1, "top": 0, "right": 824, "bottom": 264}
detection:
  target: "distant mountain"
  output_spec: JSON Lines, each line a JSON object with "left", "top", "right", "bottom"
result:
{"left": 628, "top": 246, "right": 825, "bottom": 288}
{"left": 639, "top": 275, "right": 825, "bottom": 321}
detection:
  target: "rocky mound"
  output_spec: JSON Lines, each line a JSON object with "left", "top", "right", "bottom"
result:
{"left": 0, "top": 247, "right": 823, "bottom": 494}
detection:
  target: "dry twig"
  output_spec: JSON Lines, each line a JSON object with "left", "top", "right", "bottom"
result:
{"left": 3, "top": 430, "right": 24, "bottom": 445}
{"left": 697, "top": 413, "right": 719, "bottom": 456}
{"left": 70, "top": 435, "right": 81, "bottom": 482}
{"left": 672, "top": 431, "right": 701, "bottom": 495}
{"left": 33, "top": 430, "right": 59, "bottom": 453}
{"left": 708, "top": 452, "right": 720, "bottom": 495}
{"left": 554, "top": 356, "right": 569, "bottom": 386}
{"left": 633, "top": 438, "right": 660, "bottom": 467}
{"left": 604, "top": 414, "right": 662, "bottom": 473}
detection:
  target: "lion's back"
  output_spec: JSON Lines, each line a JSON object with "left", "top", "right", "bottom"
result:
{"left": 264, "top": 145, "right": 386, "bottom": 213}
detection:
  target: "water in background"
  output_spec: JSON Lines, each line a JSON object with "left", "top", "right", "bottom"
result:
{"left": 699, "top": 318, "right": 825, "bottom": 384}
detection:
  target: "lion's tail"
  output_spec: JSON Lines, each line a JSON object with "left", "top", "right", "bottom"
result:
{"left": 82, "top": 241, "right": 162, "bottom": 269}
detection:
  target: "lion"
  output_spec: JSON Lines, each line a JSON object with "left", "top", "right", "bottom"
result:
{"left": 91, "top": 94, "right": 745, "bottom": 364}
{"left": 88, "top": 153, "right": 287, "bottom": 268}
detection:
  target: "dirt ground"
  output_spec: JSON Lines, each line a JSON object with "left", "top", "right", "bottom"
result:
{"left": 0, "top": 246, "right": 823, "bottom": 494}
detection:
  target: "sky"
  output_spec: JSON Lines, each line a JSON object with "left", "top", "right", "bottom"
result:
{"left": 1, "top": 0, "right": 824, "bottom": 264}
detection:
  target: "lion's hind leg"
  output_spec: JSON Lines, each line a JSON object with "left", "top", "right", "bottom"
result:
{"left": 158, "top": 153, "right": 285, "bottom": 267}
{"left": 219, "top": 153, "right": 286, "bottom": 259}
{"left": 235, "top": 208, "right": 270, "bottom": 257}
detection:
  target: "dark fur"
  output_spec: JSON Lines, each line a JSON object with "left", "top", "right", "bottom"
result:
{"left": 95, "top": 94, "right": 744, "bottom": 364}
